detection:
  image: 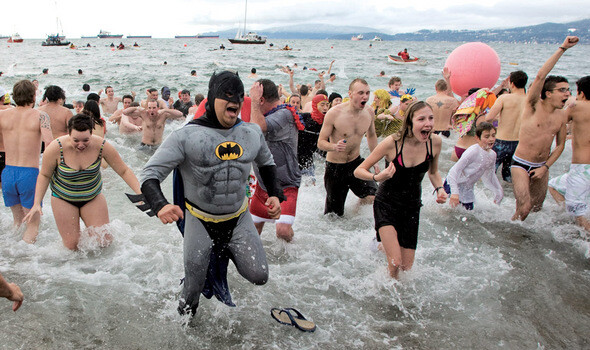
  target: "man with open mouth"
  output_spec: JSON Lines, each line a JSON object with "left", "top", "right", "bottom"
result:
{"left": 317, "top": 78, "right": 380, "bottom": 217}
{"left": 510, "top": 35, "right": 579, "bottom": 221}
{"left": 138, "top": 71, "right": 282, "bottom": 316}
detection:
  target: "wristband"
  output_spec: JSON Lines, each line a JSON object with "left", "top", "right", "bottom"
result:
{"left": 433, "top": 186, "right": 443, "bottom": 195}
{"left": 559, "top": 46, "right": 567, "bottom": 52}
{"left": 543, "top": 164, "right": 550, "bottom": 170}
{"left": 373, "top": 174, "right": 377, "bottom": 182}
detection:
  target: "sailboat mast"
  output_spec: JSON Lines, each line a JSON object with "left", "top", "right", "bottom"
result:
{"left": 243, "top": 0, "right": 247, "bottom": 34}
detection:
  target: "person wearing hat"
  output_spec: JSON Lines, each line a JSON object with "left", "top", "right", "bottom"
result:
{"left": 137, "top": 71, "right": 281, "bottom": 316}
{"left": 328, "top": 92, "right": 342, "bottom": 108}
{"left": 0, "top": 86, "right": 11, "bottom": 109}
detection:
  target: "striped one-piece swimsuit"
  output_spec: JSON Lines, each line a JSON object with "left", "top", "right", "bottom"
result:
{"left": 50, "top": 138, "right": 105, "bottom": 208}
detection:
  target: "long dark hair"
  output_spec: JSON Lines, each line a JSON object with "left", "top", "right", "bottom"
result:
{"left": 82, "top": 100, "right": 104, "bottom": 127}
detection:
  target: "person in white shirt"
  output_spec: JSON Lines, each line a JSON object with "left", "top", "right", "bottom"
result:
{"left": 444, "top": 122, "right": 503, "bottom": 210}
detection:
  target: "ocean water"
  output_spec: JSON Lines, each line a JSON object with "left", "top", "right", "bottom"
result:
{"left": 0, "top": 38, "right": 589, "bottom": 349}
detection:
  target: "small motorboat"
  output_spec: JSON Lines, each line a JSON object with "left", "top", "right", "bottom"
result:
{"left": 387, "top": 54, "right": 420, "bottom": 64}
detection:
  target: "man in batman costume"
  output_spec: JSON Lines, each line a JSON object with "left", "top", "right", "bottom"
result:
{"left": 134, "top": 71, "right": 283, "bottom": 316}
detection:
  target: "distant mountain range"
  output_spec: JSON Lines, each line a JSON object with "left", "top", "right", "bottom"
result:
{"left": 210, "top": 19, "right": 590, "bottom": 43}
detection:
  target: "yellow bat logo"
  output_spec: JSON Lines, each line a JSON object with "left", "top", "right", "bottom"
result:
{"left": 215, "top": 141, "right": 243, "bottom": 160}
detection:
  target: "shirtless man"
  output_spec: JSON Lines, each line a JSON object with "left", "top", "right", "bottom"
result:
{"left": 37, "top": 85, "right": 73, "bottom": 139}
{"left": 426, "top": 79, "right": 459, "bottom": 138}
{"left": 107, "top": 94, "right": 134, "bottom": 125}
{"left": 548, "top": 76, "right": 590, "bottom": 232}
{"left": 318, "top": 78, "right": 380, "bottom": 216}
{"left": 485, "top": 70, "right": 528, "bottom": 182}
{"left": 0, "top": 80, "right": 53, "bottom": 243}
{"left": 123, "top": 99, "right": 184, "bottom": 149}
{"left": 119, "top": 102, "right": 143, "bottom": 134}
{"left": 99, "top": 86, "right": 135, "bottom": 116}
{"left": 140, "top": 88, "right": 167, "bottom": 109}
{"left": 510, "top": 36, "right": 578, "bottom": 221}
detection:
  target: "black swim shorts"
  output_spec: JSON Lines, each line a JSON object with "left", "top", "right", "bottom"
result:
{"left": 324, "top": 156, "right": 377, "bottom": 216}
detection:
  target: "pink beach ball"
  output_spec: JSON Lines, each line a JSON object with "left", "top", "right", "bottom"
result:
{"left": 444, "top": 42, "right": 501, "bottom": 97}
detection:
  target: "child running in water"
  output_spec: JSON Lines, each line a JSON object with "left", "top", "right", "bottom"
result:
{"left": 444, "top": 122, "right": 503, "bottom": 210}
{"left": 354, "top": 101, "right": 447, "bottom": 279}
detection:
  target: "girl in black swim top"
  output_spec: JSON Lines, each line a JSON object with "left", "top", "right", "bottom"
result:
{"left": 353, "top": 101, "right": 447, "bottom": 279}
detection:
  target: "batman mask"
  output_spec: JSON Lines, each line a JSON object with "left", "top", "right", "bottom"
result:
{"left": 207, "top": 71, "right": 244, "bottom": 106}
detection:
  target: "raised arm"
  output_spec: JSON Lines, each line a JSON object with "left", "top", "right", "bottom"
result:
{"left": 161, "top": 108, "right": 184, "bottom": 120}
{"left": 485, "top": 95, "right": 504, "bottom": 122}
{"left": 492, "top": 76, "right": 510, "bottom": 96}
{"left": 250, "top": 82, "right": 268, "bottom": 132}
{"left": 326, "top": 60, "right": 335, "bottom": 76}
{"left": 108, "top": 109, "right": 123, "bottom": 124}
{"left": 120, "top": 114, "right": 141, "bottom": 131}
{"left": 527, "top": 36, "right": 579, "bottom": 107}
{"left": 122, "top": 106, "right": 143, "bottom": 118}
{"left": 318, "top": 72, "right": 326, "bottom": 91}
{"left": 442, "top": 67, "right": 454, "bottom": 97}
{"left": 288, "top": 69, "right": 298, "bottom": 95}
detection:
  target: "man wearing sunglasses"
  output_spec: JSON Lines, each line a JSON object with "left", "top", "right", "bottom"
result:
{"left": 510, "top": 35, "right": 579, "bottom": 222}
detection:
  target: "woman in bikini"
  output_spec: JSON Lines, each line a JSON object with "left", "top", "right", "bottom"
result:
{"left": 354, "top": 101, "right": 447, "bottom": 279}
{"left": 24, "top": 114, "right": 141, "bottom": 250}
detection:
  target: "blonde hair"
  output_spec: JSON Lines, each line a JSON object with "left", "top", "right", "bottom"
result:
{"left": 372, "top": 89, "right": 391, "bottom": 111}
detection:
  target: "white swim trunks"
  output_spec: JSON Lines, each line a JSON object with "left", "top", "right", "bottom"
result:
{"left": 565, "top": 164, "right": 590, "bottom": 217}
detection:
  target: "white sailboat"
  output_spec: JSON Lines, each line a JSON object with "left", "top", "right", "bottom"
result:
{"left": 228, "top": 0, "right": 266, "bottom": 44}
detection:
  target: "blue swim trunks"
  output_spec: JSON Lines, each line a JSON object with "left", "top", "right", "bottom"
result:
{"left": 1, "top": 165, "right": 39, "bottom": 209}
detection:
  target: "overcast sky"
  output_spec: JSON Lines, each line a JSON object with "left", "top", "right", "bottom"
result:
{"left": 1, "top": 0, "right": 588, "bottom": 38}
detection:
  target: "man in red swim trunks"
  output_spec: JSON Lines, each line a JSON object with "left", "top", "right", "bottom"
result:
{"left": 249, "top": 79, "right": 304, "bottom": 242}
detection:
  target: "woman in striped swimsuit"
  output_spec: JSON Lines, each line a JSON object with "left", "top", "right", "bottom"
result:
{"left": 24, "top": 114, "right": 141, "bottom": 250}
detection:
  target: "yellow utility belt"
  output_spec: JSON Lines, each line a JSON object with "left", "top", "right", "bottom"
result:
{"left": 185, "top": 197, "right": 248, "bottom": 223}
